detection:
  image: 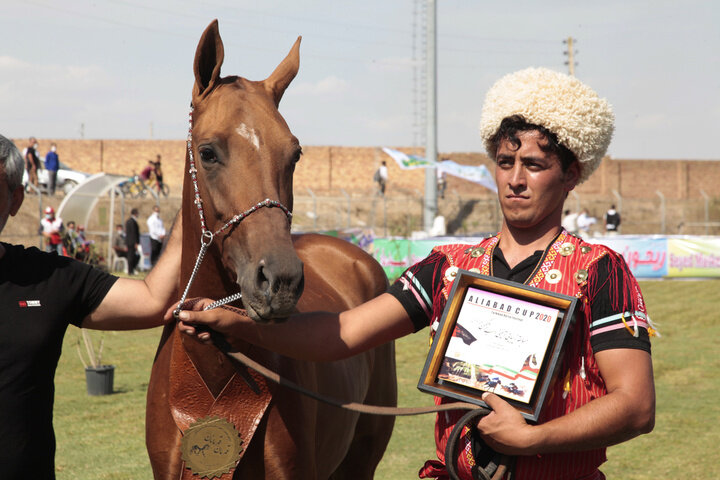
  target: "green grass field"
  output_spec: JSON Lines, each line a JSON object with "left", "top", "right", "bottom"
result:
{"left": 53, "top": 280, "right": 719, "bottom": 479}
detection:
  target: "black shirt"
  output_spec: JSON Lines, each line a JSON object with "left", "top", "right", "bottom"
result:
{"left": 0, "top": 243, "right": 117, "bottom": 479}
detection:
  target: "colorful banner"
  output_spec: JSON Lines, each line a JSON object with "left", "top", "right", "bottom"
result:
{"left": 594, "top": 237, "right": 668, "bottom": 278}
{"left": 381, "top": 148, "right": 498, "bottom": 193}
{"left": 332, "top": 231, "right": 720, "bottom": 280}
{"left": 438, "top": 160, "right": 497, "bottom": 193}
{"left": 381, "top": 147, "right": 434, "bottom": 170}
{"left": 668, "top": 238, "right": 720, "bottom": 277}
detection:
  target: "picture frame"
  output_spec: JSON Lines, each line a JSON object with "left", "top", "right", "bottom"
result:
{"left": 418, "top": 270, "right": 578, "bottom": 423}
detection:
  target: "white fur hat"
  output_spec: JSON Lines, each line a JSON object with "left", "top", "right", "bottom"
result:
{"left": 479, "top": 67, "right": 614, "bottom": 184}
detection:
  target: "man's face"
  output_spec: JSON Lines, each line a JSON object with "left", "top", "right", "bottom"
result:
{"left": 495, "top": 130, "right": 579, "bottom": 231}
{"left": 0, "top": 168, "right": 24, "bottom": 236}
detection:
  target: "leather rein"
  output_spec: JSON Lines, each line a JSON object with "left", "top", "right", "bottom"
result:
{"left": 173, "top": 106, "right": 509, "bottom": 480}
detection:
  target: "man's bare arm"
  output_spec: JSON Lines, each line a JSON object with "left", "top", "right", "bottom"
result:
{"left": 175, "top": 292, "right": 415, "bottom": 362}
{"left": 82, "top": 210, "right": 182, "bottom": 330}
{"left": 476, "top": 348, "right": 655, "bottom": 455}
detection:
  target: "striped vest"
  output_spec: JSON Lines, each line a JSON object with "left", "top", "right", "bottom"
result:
{"left": 420, "top": 231, "right": 645, "bottom": 480}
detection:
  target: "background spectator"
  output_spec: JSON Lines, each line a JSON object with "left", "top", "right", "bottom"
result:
{"left": 24, "top": 137, "right": 40, "bottom": 188}
{"left": 45, "top": 143, "right": 59, "bottom": 195}
{"left": 374, "top": 160, "right": 388, "bottom": 196}
{"left": 604, "top": 204, "right": 621, "bottom": 234}
{"left": 39, "top": 206, "right": 63, "bottom": 254}
{"left": 576, "top": 208, "right": 597, "bottom": 238}
{"left": 146, "top": 205, "right": 165, "bottom": 266}
{"left": 112, "top": 223, "right": 128, "bottom": 259}
{"left": 125, "top": 208, "right": 140, "bottom": 275}
{"left": 562, "top": 209, "right": 579, "bottom": 235}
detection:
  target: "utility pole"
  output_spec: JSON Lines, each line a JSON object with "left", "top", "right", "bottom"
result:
{"left": 563, "top": 37, "right": 577, "bottom": 76}
{"left": 412, "top": 0, "right": 427, "bottom": 151}
{"left": 423, "top": 0, "right": 438, "bottom": 232}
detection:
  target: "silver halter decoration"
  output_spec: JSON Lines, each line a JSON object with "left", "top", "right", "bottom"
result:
{"left": 173, "top": 104, "right": 293, "bottom": 319}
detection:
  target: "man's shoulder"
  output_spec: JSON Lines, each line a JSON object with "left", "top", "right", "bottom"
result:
{"left": 1, "top": 242, "right": 71, "bottom": 265}
{"left": 431, "top": 235, "right": 497, "bottom": 256}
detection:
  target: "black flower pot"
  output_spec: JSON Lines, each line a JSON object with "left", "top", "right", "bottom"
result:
{"left": 85, "top": 365, "right": 115, "bottom": 396}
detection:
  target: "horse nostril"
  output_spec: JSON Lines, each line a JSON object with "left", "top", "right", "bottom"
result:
{"left": 256, "top": 263, "right": 271, "bottom": 294}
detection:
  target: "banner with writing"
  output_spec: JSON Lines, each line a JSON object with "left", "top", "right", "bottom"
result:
{"left": 594, "top": 237, "right": 668, "bottom": 278}
{"left": 667, "top": 237, "right": 720, "bottom": 277}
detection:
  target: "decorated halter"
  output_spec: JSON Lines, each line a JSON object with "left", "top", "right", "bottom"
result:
{"left": 174, "top": 104, "right": 293, "bottom": 318}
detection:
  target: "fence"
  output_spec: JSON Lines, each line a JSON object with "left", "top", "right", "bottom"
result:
{"left": 291, "top": 188, "right": 720, "bottom": 237}
{"left": 8, "top": 187, "right": 719, "bottom": 257}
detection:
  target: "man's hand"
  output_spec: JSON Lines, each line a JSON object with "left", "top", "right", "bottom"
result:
{"left": 168, "top": 298, "right": 252, "bottom": 347}
{"left": 476, "top": 392, "right": 537, "bottom": 456}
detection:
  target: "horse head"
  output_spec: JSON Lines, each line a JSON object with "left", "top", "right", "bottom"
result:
{"left": 186, "top": 20, "right": 304, "bottom": 322}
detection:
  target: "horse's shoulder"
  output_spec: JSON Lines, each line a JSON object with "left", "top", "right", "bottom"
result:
{"left": 292, "top": 233, "right": 372, "bottom": 259}
{"left": 292, "top": 233, "right": 388, "bottom": 296}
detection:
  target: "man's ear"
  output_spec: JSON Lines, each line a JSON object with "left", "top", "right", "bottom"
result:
{"left": 563, "top": 161, "right": 581, "bottom": 192}
{"left": 9, "top": 186, "right": 24, "bottom": 216}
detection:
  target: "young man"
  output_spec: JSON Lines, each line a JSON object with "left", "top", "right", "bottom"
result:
{"left": 176, "top": 68, "right": 656, "bottom": 480}
{"left": 0, "top": 134, "right": 181, "bottom": 479}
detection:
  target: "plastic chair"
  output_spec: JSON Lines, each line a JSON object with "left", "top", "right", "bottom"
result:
{"left": 111, "top": 252, "right": 129, "bottom": 274}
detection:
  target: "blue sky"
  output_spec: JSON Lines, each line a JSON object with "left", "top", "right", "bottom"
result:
{"left": 2, "top": 0, "right": 718, "bottom": 159}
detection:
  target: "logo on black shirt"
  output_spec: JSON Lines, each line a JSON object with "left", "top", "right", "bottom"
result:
{"left": 18, "top": 300, "right": 41, "bottom": 307}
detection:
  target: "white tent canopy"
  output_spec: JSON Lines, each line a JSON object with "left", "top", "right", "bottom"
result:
{"left": 56, "top": 173, "right": 153, "bottom": 264}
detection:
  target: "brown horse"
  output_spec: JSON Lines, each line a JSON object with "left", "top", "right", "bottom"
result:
{"left": 146, "top": 20, "right": 397, "bottom": 479}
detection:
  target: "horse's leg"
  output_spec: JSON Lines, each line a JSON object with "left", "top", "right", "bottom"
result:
{"left": 329, "top": 343, "right": 398, "bottom": 480}
{"left": 146, "top": 326, "right": 184, "bottom": 479}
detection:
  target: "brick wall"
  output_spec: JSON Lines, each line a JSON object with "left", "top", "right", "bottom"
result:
{"left": 11, "top": 138, "right": 720, "bottom": 200}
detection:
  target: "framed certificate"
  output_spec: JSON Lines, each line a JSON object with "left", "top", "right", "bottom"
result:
{"left": 418, "top": 270, "right": 578, "bottom": 422}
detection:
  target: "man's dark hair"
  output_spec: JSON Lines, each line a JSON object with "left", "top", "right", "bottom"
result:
{"left": 488, "top": 115, "right": 578, "bottom": 172}
{"left": 131, "top": 208, "right": 139, "bottom": 216}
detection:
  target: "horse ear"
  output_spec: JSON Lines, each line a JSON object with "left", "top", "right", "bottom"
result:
{"left": 193, "top": 19, "right": 225, "bottom": 102}
{"left": 264, "top": 36, "right": 301, "bottom": 106}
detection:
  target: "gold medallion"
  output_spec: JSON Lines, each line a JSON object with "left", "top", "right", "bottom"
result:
{"left": 574, "top": 269, "right": 589, "bottom": 284}
{"left": 444, "top": 266, "right": 459, "bottom": 282}
{"left": 469, "top": 267, "right": 481, "bottom": 273}
{"left": 470, "top": 247, "right": 485, "bottom": 258}
{"left": 181, "top": 416, "right": 243, "bottom": 479}
{"left": 559, "top": 243, "right": 575, "bottom": 257}
{"left": 546, "top": 269, "right": 562, "bottom": 284}
{"left": 580, "top": 246, "right": 592, "bottom": 254}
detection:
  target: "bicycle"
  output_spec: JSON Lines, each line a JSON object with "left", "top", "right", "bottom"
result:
{"left": 150, "top": 178, "right": 170, "bottom": 197}
{"left": 118, "top": 175, "right": 148, "bottom": 198}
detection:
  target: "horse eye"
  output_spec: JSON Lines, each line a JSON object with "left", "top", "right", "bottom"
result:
{"left": 199, "top": 147, "right": 218, "bottom": 164}
{"left": 292, "top": 147, "right": 303, "bottom": 164}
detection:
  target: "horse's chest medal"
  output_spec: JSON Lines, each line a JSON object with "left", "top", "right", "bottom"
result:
{"left": 181, "top": 416, "right": 243, "bottom": 478}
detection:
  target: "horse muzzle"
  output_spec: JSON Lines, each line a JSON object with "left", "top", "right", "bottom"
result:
{"left": 238, "top": 255, "right": 305, "bottom": 322}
